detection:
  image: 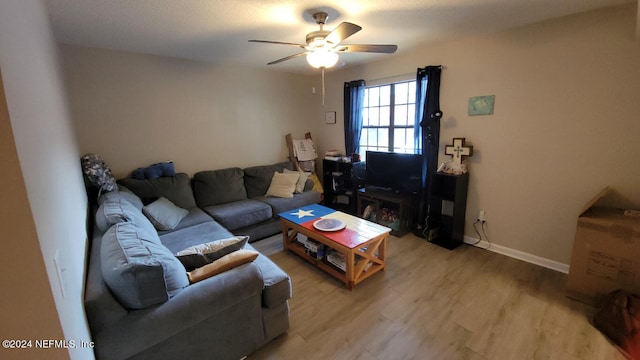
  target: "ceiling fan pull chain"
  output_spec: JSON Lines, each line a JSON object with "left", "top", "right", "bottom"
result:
{"left": 322, "top": 67, "right": 326, "bottom": 106}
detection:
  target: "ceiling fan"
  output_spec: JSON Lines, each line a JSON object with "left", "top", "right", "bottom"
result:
{"left": 249, "top": 11, "right": 398, "bottom": 69}
{"left": 249, "top": 11, "right": 397, "bottom": 105}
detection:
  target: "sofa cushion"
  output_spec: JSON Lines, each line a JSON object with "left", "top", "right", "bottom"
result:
{"left": 159, "top": 220, "right": 235, "bottom": 254}
{"left": 203, "top": 199, "right": 272, "bottom": 231}
{"left": 157, "top": 207, "right": 215, "bottom": 236}
{"left": 97, "top": 186, "right": 144, "bottom": 210}
{"left": 265, "top": 172, "right": 300, "bottom": 198}
{"left": 187, "top": 249, "right": 259, "bottom": 283}
{"left": 176, "top": 235, "right": 249, "bottom": 271}
{"left": 254, "top": 190, "right": 322, "bottom": 216}
{"left": 142, "top": 197, "right": 189, "bottom": 231}
{"left": 193, "top": 168, "right": 247, "bottom": 207}
{"left": 101, "top": 222, "right": 189, "bottom": 309}
{"left": 95, "top": 192, "right": 158, "bottom": 237}
{"left": 117, "top": 173, "right": 197, "bottom": 209}
{"left": 243, "top": 162, "right": 294, "bottom": 198}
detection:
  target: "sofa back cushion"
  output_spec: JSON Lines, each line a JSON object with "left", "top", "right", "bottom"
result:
{"left": 193, "top": 168, "right": 247, "bottom": 207}
{"left": 101, "top": 222, "right": 189, "bottom": 309}
{"left": 95, "top": 191, "right": 157, "bottom": 236}
{"left": 117, "top": 173, "right": 197, "bottom": 209}
{"left": 98, "top": 186, "right": 144, "bottom": 209}
{"left": 243, "top": 162, "right": 294, "bottom": 199}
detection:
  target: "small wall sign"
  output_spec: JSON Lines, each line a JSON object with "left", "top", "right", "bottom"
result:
{"left": 325, "top": 111, "right": 336, "bottom": 124}
{"left": 468, "top": 95, "right": 495, "bottom": 116}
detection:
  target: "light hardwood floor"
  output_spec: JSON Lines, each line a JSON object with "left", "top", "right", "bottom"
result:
{"left": 250, "top": 233, "right": 624, "bottom": 360}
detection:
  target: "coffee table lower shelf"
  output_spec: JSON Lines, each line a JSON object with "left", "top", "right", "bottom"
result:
{"left": 281, "top": 221, "right": 387, "bottom": 290}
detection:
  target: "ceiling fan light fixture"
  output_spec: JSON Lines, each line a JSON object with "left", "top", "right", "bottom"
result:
{"left": 306, "top": 49, "right": 339, "bottom": 68}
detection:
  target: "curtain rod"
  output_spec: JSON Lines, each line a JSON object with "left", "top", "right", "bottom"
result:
{"left": 366, "top": 72, "right": 413, "bottom": 84}
{"left": 366, "top": 66, "right": 446, "bottom": 85}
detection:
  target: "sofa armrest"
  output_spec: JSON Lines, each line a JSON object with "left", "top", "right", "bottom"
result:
{"left": 247, "top": 246, "right": 292, "bottom": 308}
{"left": 92, "top": 262, "right": 264, "bottom": 360}
{"left": 85, "top": 232, "right": 128, "bottom": 335}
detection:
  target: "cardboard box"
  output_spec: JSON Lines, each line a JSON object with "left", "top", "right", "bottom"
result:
{"left": 567, "top": 187, "right": 640, "bottom": 305}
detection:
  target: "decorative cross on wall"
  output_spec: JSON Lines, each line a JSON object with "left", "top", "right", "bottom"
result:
{"left": 444, "top": 138, "right": 473, "bottom": 165}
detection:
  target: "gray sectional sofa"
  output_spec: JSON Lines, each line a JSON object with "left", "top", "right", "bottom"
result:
{"left": 85, "top": 161, "right": 321, "bottom": 360}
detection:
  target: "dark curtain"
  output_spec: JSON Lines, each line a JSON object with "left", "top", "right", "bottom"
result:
{"left": 343, "top": 80, "right": 366, "bottom": 157}
{"left": 415, "top": 66, "right": 442, "bottom": 232}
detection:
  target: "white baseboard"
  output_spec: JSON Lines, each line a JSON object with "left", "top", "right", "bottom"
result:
{"left": 463, "top": 236, "right": 570, "bottom": 274}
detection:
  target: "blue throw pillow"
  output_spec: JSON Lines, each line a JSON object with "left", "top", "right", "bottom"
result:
{"left": 132, "top": 161, "right": 175, "bottom": 180}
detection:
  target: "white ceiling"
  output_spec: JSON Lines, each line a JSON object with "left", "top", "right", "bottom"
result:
{"left": 44, "top": 0, "right": 636, "bottom": 74}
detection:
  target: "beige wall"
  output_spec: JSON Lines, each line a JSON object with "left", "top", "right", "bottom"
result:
{"left": 317, "top": 3, "right": 640, "bottom": 266}
{"left": 0, "top": 2, "right": 633, "bottom": 359}
{"left": 62, "top": 46, "right": 321, "bottom": 178}
{"left": 0, "top": 1, "right": 92, "bottom": 359}
{"left": 62, "top": 4, "right": 639, "bottom": 268}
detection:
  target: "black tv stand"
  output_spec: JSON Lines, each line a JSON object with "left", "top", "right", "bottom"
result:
{"left": 356, "top": 188, "right": 416, "bottom": 237}
{"left": 365, "top": 185, "right": 394, "bottom": 193}
{"left": 322, "top": 159, "right": 358, "bottom": 214}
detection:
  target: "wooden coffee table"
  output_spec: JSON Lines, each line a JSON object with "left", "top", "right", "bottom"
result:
{"left": 280, "top": 204, "right": 391, "bottom": 290}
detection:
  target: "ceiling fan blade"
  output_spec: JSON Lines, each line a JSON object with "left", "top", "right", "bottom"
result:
{"left": 249, "top": 40, "right": 305, "bottom": 49}
{"left": 325, "top": 22, "right": 362, "bottom": 45}
{"left": 337, "top": 44, "right": 398, "bottom": 53}
{"left": 267, "top": 52, "right": 308, "bottom": 65}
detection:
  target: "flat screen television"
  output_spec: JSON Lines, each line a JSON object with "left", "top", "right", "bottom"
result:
{"left": 365, "top": 151, "right": 423, "bottom": 194}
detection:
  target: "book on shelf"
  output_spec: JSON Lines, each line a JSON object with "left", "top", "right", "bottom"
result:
{"left": 326, "top": 250, "right": 373, "bottom": 272}
{"left": 326, "top": 250, "right": 345, "bottom": 271}
{"left": 324, "top": 150, "right": 347, "bottom": 162}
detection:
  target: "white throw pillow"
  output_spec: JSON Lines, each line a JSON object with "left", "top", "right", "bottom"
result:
{"left": 265, "top": 172, "right": 300, "bottom": 198}
{"left": 284, "top": 168, "right": 311, "bottom": 193}
{"left": 175, "top": 236, "right": 249, "bottom": 271}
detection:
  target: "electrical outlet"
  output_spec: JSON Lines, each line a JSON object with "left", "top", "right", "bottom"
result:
{"left": 478, "top": 210, "right": 486, "bottom": 222}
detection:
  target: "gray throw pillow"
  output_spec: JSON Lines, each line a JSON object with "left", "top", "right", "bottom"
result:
{"left": 175, "top": 236, "right": 249, "bottom": 271}
{"left": 101, "top": 222, "right": 189, "bottom": 309}
{"left": 142, "top": 197, "right": 188, "bottom": 231}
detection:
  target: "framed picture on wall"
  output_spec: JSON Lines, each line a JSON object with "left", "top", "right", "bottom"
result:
{"left": 468, "top": 95, "right": 495, "bottom": 116}
{"left": 325, "top": 111, "right": 336, "bottom": 124}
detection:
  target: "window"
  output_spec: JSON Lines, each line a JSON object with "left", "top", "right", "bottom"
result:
{"left": 359, "top": 80, "right": 417, "bottom": 160}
